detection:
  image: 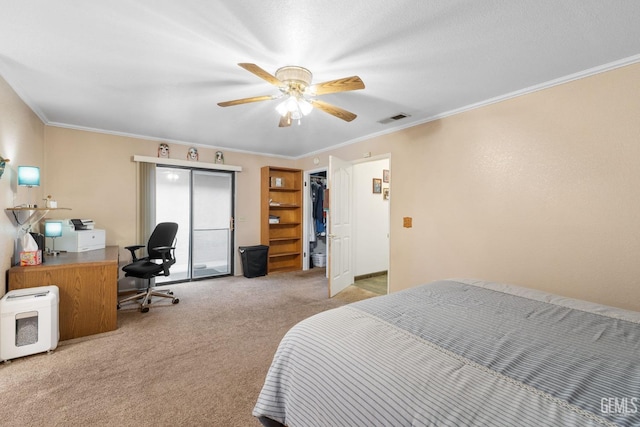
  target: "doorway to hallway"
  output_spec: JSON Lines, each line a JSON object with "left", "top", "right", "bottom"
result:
{"left": 304, "top": 155, "right": 390, "bottom": 297}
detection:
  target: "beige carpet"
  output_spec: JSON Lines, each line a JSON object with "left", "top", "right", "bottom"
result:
{"left": 0, "top": 269, "right": 378, "bottom": 427}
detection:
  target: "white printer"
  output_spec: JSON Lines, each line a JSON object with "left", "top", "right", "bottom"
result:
{"left": 68, "top": 218, "right": 95, "bottom": 230}
{"left": 51, "top": 219, "right": 106, "bottom": 252}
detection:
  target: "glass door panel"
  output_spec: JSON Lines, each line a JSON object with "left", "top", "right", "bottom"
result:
{"left": 156, "top": 168, "right": 190, "bottom": 282}
{"left": 192, "top": 170, "right": 233, "bottom": 278}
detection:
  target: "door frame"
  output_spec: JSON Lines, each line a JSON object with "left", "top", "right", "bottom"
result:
{"left": 350, "top": 154, "right": 391, "bottom": 295}
{"left": 304, "top": 153, "right": 391, "bottom": 296}
{"left": 303, "top": 167, "right": 328, "bottom": 276}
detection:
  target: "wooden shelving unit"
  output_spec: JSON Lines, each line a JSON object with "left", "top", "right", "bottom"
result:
{"left": 261, "top": 166, "right": 303, "bottom": 273}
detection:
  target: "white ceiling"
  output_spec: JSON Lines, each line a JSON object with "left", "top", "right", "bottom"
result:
{"left": 1, "top": 1, "right": 640, "bottom": 158}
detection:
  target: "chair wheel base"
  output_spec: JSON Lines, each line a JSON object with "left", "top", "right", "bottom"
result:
{"left": 118, "top": 286, "right": 178, "bottom": 313}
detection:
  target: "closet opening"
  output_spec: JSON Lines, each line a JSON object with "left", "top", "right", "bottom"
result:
{"left": 306, "top": 170, "right": 328, "bottom": 273}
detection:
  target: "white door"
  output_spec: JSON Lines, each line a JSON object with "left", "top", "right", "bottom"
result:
{"left": 328, "top": 155, "right": 354, "bottom": 297}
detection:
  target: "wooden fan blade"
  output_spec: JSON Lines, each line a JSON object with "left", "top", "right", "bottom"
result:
{"left": 217, "top": 95, "right": 274, "bottom": 107}
{"left": 309, "top": 99, "right": 357, "bottom": 122}
{"left": 278, "top": 112, "right": 292, "bottom": 127}
{"left": 308, "top": 76, "right": 364, "bottom": 96}
{"left": 238, "top": 63, "right": 283, "bottom": 87}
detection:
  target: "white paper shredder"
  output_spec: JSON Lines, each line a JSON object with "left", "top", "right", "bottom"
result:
{"left": 0, "top": 285, "right": 59, "bottom": 362}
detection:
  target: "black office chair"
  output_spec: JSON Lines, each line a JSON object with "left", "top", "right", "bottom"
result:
{"left": 118, "top": 222, "right": 180, "bottom": 313}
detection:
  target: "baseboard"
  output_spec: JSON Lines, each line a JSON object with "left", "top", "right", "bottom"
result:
{"left": 354, "top": 271, "right": 387, "bottom": 281}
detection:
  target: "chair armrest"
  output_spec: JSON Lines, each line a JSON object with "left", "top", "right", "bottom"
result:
{"left": 152, "top": 246, "right": 176, "bottom": 276}
{"left": 124, "top": 244, "right": 146, "bottom": 262}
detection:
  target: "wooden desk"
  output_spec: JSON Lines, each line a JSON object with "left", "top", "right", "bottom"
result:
{"left": 8, "top": 246, "right": 119, "bottom": 341}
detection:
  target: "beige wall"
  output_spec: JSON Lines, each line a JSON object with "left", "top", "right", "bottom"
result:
{"left": 0, "top": 76, "right": 45, "bottom": 296}
{"left": 3, "top": 62, "right": 640, "bottom": 311}
{"left": 297, "top": 62, "right": 640, "bottom": 311}
{"left": 43, "top": 127, "right": 296, "bottom": 269}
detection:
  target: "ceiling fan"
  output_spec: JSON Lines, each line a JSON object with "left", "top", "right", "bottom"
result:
{"left": 218, "top": 63, "right": 365, "bottom": 127}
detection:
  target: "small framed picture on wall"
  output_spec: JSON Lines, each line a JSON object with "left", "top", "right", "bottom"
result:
{"left": 383, "top": 188, "right": 390, "bottom": 200}
{"left": 373, "top": 178, "right": 382, "bottom": 194}
{"left": 383, "top": 169, "right": 390, "bottom": 183}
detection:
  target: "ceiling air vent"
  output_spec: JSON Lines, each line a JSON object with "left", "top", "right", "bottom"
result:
{"left": 378, "top": 113, "right": 411, "bottom": 124}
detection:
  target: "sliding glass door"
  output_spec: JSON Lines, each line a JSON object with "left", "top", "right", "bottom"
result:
{"left": 155, "top": 166, "right": 234, "bottom": 282}
{"left": 192, "top": 170, "right": 233, "bottom": 278}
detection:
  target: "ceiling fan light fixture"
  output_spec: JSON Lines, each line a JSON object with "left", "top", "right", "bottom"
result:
{"left": 275, "top": 96, "right": 298, "bottom": 117}
{"left": 276, "top": 96, "right": 313, "bottom": 118}
{"left": 275, "top": 99, "right": 289, "bottom": 116}
{"left": 286, "top": 96, "right": 299, "bottom": 113}
{"left": 298, "top": 98, "right": 313, "bottom": 115}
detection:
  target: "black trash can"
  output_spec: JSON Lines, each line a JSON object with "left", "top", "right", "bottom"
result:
{"left": 239, "top": 245, "right": 269, "bottom": 278}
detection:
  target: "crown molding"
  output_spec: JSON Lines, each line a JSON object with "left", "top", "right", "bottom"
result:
{"left": 294, "top": 54, "right": 640, "bottom": 159}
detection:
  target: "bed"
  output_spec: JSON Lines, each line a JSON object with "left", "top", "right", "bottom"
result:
{"left": 253, "top": 279, "right": 640, "bottom": 427}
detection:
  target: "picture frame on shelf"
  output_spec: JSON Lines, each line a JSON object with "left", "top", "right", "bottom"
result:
{"left": 271, "top": 177, "right": 284, "bottom": 187}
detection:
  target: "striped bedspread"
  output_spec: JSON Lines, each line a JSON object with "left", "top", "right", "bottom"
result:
{"left": 253, "top": 279, "right": 640, "bottom": 427}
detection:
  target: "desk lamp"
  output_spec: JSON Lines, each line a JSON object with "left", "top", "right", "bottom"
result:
{"left": 44, "top": 220, "right": 63, "bottom": 255}
{"left": 18, "top": 166, "right": 40, "bottom": 208}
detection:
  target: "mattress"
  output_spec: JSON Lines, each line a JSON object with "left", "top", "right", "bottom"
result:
{"left": 253, "top": 279, "right": 640, "bottom": 427}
